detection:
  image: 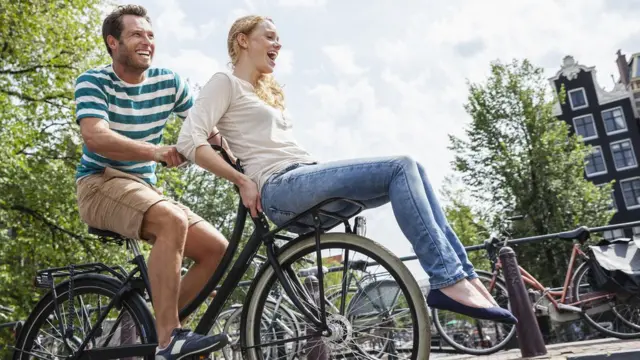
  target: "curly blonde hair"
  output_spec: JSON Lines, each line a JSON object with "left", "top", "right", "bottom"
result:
{"left": 228, "top": 15, "right": 285, "bottom": 110}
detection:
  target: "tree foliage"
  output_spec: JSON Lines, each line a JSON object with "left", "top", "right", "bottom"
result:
{"left": 0, "top": 1, "right": 243, "bottom": 352}
{"left": 448, "top": 59, "right": 614, "bottom": 286}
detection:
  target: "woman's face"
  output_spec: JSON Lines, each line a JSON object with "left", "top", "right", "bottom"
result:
{"left": 245, "top": 20, "right": 281, "bottom": 74}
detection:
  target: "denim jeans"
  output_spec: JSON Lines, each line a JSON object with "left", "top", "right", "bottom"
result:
{"left": 260, "top": 155, "right": 478, "bottom": 289}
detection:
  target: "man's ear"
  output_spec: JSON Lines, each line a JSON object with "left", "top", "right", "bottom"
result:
{"left": 107, "top": 34, "right": 119, "bottom": 54}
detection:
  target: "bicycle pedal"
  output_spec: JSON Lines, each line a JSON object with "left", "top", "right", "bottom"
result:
{"left": 557, "top": 303, "right": 582, "bottom": 313}
{"left": 187, "top": 354, "right": 212, "bottom": 360}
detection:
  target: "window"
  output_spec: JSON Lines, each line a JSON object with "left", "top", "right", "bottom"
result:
{"left": 568, "top": 88, "right": 588, "bottom": 110}
{"left": 572, "top": 114, "right": 597, "bottom": 140}
{"left": 601, "top": 107, "right": 627, "bottom": 134}
{"left": 620, "top": 177, "right": 640, "bottom": 209}
{"left": 610, "top": 139, "right": 637, "bottom": 170}
{"left": 585, "top": 146, "right": 607, "bottom": 177}
{"left": 603, "top": 229, "right": 625, "bottom": 240}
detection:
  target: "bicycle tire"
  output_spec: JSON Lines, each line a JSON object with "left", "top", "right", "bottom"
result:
{"left": 431, "top": 270, "right": 516, "bottom": 355}
{"left": 572, "top": 262, "right": 640, "bottom": 339}
{"left": 240, "top": 233, "right": 430, "bottom": 360}
{"left": 13, "top": 274, "right": 156, "bottom": 360}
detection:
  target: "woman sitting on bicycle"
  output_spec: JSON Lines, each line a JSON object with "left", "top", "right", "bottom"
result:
{"left": 176, "top": 15, "right": 516, "bottom": 324}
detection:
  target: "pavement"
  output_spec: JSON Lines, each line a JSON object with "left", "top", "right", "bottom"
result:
{"left": 430, "top": 338, "right": 640, "bottom": 360}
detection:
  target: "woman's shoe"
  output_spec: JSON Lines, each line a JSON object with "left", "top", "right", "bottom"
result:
{"left": 427, "top": 288, "right": 517, "bottom": 324}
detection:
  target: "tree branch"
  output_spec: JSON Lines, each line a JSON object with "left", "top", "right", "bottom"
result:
{"left": 0, "top": 88, "right": 72, "bottom": 108}
{"left": 5, "top": 205, "right": 93, "bottom": 254}
{"left": 0, "top": 64, "right": 76, "bottom": 75}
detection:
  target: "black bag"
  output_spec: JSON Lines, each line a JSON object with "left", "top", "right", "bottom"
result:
{"left": 586, "top": 237, "right": 640, "bottom": 295}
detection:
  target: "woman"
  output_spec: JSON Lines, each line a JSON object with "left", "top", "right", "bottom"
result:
{"left": 176, "top": 15, "right": 516, "bottom": 324}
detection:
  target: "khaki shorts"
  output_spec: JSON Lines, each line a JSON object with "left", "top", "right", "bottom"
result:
{"left": 76, "top": 167, "right": 204, "bottom": 242}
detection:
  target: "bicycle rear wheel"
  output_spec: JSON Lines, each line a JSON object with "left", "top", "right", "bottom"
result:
{"left": 431, "top": 270, "right": 515, "bottom": 355}
{"left": 13, "top": 274, "right": 156, "bottom": 360}
{"left": 572, "top": 262, "right": 640, "bottom": 339}
{"left": 241, "top": 233, "right": 430, "bottom": 359}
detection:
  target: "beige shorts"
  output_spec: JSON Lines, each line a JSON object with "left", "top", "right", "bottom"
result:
{"left": 76, "top": 167, "right": 204, "bottom": 242}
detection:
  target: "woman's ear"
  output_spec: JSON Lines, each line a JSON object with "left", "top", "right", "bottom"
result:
{"left": 236, "top": 33, "right": 248, "bottom": 50}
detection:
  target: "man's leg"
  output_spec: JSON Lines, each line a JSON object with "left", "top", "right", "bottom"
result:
{"left": 141, "top": 201, "right": 189, "bottom": 348}
{"left": 179, "top": 221, "right": 229, "bottom": 309}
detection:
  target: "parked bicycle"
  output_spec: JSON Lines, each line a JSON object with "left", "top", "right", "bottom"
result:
{"left": 11, "top": 144, "right": 430, "bottom": 359}
{"left": 0, "top": 306, "right": 23, "bottom": 351}
{"left": 431, "top": 216, "right": 640, "bottom": 355}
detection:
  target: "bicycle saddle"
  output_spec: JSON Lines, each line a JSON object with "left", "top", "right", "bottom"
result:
{"left": 557, "top": 226, "right": 590, "bottom": 242}
{"left": 88, "top": 226, "right": 124, "bottom": 239}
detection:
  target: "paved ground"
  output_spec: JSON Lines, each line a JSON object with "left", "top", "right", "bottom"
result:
{"left": 430, "top": 338, "right": 640, "bottom": 360}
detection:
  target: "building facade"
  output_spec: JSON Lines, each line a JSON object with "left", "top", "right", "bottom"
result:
{"left": 549, "top": 54, "right": 640, "bottom": 238}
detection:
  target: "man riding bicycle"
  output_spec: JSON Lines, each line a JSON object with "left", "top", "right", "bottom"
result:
{"left": 74, "top": 4, "right": 229, "bottom": 359}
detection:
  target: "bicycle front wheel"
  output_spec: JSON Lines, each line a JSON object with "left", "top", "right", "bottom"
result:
{"left": 241, "top": 233, "right": 430, "bottom": 360}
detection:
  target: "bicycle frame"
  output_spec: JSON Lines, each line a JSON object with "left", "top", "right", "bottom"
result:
{"left": 489, "top": 243, "right": 614, "bottom": 311}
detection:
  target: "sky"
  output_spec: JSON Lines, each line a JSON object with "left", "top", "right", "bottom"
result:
{"left": 115, "top": 0, "right": 640, "bottom": 281}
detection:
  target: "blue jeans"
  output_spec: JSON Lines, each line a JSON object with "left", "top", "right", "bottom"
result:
{"left": 260, "top": 155, "right": 478, "bottom": 289}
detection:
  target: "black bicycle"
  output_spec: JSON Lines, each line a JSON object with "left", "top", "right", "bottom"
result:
{"left": 11, "top": 145, "right": 430, "bottom": 360}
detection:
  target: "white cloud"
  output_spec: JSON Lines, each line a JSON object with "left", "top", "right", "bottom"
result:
{"left": 154, "top": 0, "right": 197, "bottom": 41}
{"left": 275, "top": 49, "right": 294, "bottom": 75}
{"left": 277, "top": 0, "right": 327, "bottom": 7}
{"left": 153, "top": 49, "right": 222, "bottom": 87}
{"left": 322, "top": 45, "right": 368, "bottom": 76}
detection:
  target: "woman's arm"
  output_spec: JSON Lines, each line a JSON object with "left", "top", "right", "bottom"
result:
{"left": 176, "top": 73, "right": 262, "bottom": 216}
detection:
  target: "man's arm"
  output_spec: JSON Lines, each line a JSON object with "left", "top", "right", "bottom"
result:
{"left": 80, "top": 118, "right": 184, "bottom": 166}
{"left": 80, "top": 118, "right": 156, "bottom": 161}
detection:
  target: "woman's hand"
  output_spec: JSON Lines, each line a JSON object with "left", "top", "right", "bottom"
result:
{"left": 238, "top": 177, "right": 263, "bottom": 218}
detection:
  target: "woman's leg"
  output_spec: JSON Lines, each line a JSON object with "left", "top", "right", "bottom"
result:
{"left": 415, "top": 163, "right": 499, "bottom": 305}
{"left": 415, "top": 163, "right": 477, "bottom": 280}
{"left": 263, "top": 156, "right": 475, "bottom": 291}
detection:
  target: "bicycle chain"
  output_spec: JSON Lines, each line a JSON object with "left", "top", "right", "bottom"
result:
{"left": 66, "top": 264, "right": 75, "bottom": 339}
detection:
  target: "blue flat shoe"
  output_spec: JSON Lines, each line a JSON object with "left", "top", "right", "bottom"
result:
{"left": 427, "top": 289, "right": 517, "bottom": 324}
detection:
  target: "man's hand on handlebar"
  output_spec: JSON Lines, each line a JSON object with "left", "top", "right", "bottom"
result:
{"left": 153, "top": 145, "right": 186, "bottom": 168}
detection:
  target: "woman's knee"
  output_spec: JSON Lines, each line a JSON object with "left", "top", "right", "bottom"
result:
{"left": 393, "top": 155, "right": 419, "bottom": 173}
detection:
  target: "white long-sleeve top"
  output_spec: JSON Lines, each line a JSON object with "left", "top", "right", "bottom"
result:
{"left": 176, "top": 72, "right": 316, "bottom": 191}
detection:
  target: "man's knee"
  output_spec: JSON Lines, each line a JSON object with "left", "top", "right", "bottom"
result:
{"left": 142, "top": 201, "right": 189, "bottom": 241}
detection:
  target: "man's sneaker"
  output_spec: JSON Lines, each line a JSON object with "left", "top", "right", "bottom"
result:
{"left": 155, "top": 328, "right": 230, "bottom": 360}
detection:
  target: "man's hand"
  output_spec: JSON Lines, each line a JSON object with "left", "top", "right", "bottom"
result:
{"left": 238, "top": 177, "right": 262, "bottom": 218}
{"left": 153, "top": 146, "right": 186, "bottom": 168}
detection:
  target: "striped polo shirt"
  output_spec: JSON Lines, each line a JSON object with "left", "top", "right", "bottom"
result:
{"left": 74, "top": 65, "right": 193, "bottom": 185}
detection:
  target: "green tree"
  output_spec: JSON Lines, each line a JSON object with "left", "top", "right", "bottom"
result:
{"left": 0, "top": 1, "right": 243, "bottom": 353}
{"left": 448, "top": 59, "right": 614, "bottom": 287}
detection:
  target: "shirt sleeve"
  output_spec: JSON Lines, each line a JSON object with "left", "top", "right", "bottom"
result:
{"left": 74, "top": 74, "right": 109, "bottom": 124}
{"left": 173, "top": 71, "right": 194, "bottom": 119}
{"left": 176, "top": 72, "right": 233, "bottom": 162}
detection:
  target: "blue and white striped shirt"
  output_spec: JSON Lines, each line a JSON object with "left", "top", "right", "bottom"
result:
{"left": 74, "top": 65, "right": 193, "bottom": 185}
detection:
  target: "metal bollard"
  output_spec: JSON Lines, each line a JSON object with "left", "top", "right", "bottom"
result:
{"left": 499, "top": 246, "right": 547, "bottom": 358}
{"left": 303, "top": 276, "right": 329, "bottom": 360}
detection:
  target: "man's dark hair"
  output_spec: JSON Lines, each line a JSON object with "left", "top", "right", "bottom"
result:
{"left": 102, "top": 4, "right": 152, "bottom": 56}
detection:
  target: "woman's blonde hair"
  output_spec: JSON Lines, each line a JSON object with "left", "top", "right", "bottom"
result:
{"left": 228, "top": 15, "right": 285, "bottom": 110}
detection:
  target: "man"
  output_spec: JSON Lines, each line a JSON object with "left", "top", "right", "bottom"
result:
{"left": 74, "top": 4, "right": 229, "bottom": 359}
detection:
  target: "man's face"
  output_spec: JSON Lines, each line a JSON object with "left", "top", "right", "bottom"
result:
{"left": 112, "top": 15, "right": 155, "bottom": 71}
